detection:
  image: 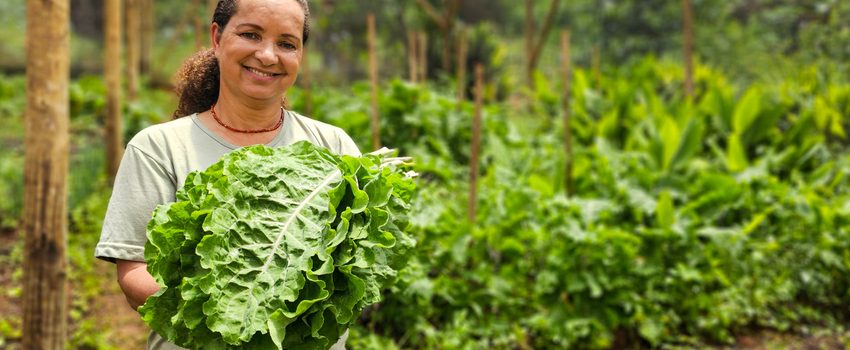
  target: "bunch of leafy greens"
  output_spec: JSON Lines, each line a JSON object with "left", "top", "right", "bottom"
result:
{"left": 139, "top": 141, "right": 416, "bottom": 349}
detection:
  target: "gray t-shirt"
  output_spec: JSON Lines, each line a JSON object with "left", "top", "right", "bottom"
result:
{"left": 96, "top": 111, "right": 359, "bottom": 350}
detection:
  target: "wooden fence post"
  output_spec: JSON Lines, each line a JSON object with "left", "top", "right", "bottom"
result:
{"left": 408, "top": 30, "right": 419, "bottom": 84}
{"left": 456, "top": 26, "right": 468, "bottom": 108}
{"left": 469, "top": 64, "right": 484, "bottom": 223}
{"left": 302, "top": 48, "right": 313, "bottom": 117}
{"left": 368, "top": 14, "right": 381, "bottom": 150}
{"left": 126, "top": 0, "right": 140, "bottom": 101}
{"left": 682, "top": 0, "right": 695, "bottom": 100}
{"left": 139, "top": 0, "right": 153, "bottom": 75}
{"left": 561, "top": 30, "right": 574, "bottom": 197}
{"left": 22, "top": 0, "right": 70, "bottom": 348}
{"left": 105, "top": 0, "right": 124, "bottom": 183}
{"left": 418, "top": 31, "right": 428, "bottom": 83}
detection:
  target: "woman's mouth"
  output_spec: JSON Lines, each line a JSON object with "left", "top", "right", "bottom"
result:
{"left": 244, "top": 66, "right": 281, "bottom": 78}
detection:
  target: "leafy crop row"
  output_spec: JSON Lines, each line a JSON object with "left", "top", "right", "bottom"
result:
{"left": 292, "top": 57, "right": 850, "bottom": 348}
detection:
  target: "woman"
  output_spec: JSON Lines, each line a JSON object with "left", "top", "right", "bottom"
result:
{"left": 94, "top": 0, "right": 356, "bottom": 349}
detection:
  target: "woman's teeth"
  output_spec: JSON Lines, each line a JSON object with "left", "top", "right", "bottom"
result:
{"left": 246, "top": 67, "right": 277, "bottom": 77}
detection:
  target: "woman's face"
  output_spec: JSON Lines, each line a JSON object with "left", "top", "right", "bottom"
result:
{"left": 212, "top": 0, "right": 304, "bottom": 104}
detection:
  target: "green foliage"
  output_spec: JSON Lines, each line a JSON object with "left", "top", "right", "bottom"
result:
{"left": 287, "top": 57, "right": 850, "bottom": 348}
{"left": 140, "top": 142, "right": 416, "bottom": 349}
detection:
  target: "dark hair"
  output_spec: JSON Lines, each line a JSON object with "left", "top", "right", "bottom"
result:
{"left": 172, "top": 0, "right": 310, "bottom": 118}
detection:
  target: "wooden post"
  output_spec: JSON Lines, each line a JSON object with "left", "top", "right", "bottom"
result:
{"left": 418, "top": 31, "right": 428, "bottom": 83}
{"left": 525, "top": 0, "right": 562, "bottom": 88}
{"left": 456, "top": 26, "right": 468, "bottom": 107}
{"left": 23, "top": 0, "right": 70, "bottom": 348}
{"left": 126, "top": 0, "right": 140, "bottom": 101}
{"left": 367, "top": 14, "right": 381, "bottom": 151}
{"left": 415, "top": 0, "right": 459, "bottom": 72}
{"left": 139, "top": 0, "right": 153, "bottom": 75}
{"left": 561, "top": 31, "right": 574, "bottom": 197}
{"left": 682, "top": 0, "right": 695, "bottom": 100}
{"left": 302, "top": 48, "right": 313, "bottom": 116}
{"left": 192, "top": 0, "right": 205, "bottom": 50}
{"left": 524, "top": 0, "right": 534, "bottom": 86}
{"left": 105, "top": 0, "right": 124, "bottom": 183}
{"left": 469, "top": 64, "right": 484, "bottom": 223}
{"left": 408, "top": 30, "right": 419, "bottom": 84}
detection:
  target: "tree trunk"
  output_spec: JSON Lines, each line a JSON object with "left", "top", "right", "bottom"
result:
{"left": 456, "top": 26, "right": 468, "bottom": 107}
{"left": 525, "top": 0, "right": 534, "bottom": 86}
{"left": 367, "top": 14, "right": 381, "bottom": 151}
{"left": 301, "top": 48, "right": 313, "bottom": 116}
{"left": 139, "top": 0, "right": 153, "bottom": 75}
{"left": 440, "top": 0, "right": 460, "bottom": 72}
{"left": 22, "top": 0, "right": 70, "bottom": 349}
{"left": 126, "top": 0, "right": 140, "bottom": 101}
{"left": 469, "top": 63, "right": 484, "bottom": 223}
{"left": 561, "top": 30, "right": 574, "bottom": 197}
{"left": 418, "top": 31, "right": 428, "bottom": 82}
{"left": 682, "top": 0, "right": 695, "bottom": 99}
{"left": 527, "top": 0, "right": 562, "bottom": 88}
{"left": 408, "top": 30, "right": 418, "bottom": 84}
{"left": 105, "top": 0, "right": 124, "bottom": 183}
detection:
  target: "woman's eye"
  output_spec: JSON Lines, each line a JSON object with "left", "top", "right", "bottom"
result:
{"left": 278, "top": 42, "right": 297, "bottom": 50}
{"left": 239, "top": 32, "right": 259, "bottom": 40}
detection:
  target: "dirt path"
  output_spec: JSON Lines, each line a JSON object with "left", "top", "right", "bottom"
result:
{"left": 90, "top": 261, "right": 149, "bottom": 349}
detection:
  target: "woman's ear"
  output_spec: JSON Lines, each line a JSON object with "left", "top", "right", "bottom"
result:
{"left": 210, "top": 23, "right": 221, "bottom": 50}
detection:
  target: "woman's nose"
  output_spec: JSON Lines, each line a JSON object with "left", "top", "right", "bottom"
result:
{"left": 254, "top": 42, "right": 277, "bottom": 65}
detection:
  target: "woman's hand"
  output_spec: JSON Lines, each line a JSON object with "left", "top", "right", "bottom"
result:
{"left": 116, "top": 259, "right": 160, "bottom": 310}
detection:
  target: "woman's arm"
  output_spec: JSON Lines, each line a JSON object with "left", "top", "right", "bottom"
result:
{"left": 116, "top": 259, "right": 160, "bottom": 310}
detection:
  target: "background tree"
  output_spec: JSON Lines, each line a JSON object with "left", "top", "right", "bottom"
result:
{"left": 22, "top": 0, "right": 70, "bottom": 348}
{"left": 104, "top": 0, "right": 123, "bottom": 182}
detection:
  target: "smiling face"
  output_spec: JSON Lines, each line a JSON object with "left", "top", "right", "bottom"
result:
{"left": 212, "top": 0, "right": 305, "bottom": 105}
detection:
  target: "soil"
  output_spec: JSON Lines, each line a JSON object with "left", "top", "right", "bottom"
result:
{"left": 0, "top": 227, "right": 148, "bottom": 350}
{"left": 89, "top": 259, "right": 149, "bottom": 349}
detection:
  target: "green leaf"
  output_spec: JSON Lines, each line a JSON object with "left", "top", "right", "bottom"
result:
{"left": 141, "top": 141, "right": 416, "bottom": 349}
{"left": 733, "top": 87, "right": 762, "bottom": 135}
{"left": 660, "top": 117, "right": 681, "bottom": 171}
{"left": 656, "top": 190, "right": 675, "bottom": 230}
{"left": 726, "top": 135, "right": 749, "bottom": 172}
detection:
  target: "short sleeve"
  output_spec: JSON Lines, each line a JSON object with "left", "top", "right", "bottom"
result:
{"left": 95, "top": 144, "right": 178, "bottom": 263}
{"left": 335, "top": 128, "right": 362, "bottom": 156}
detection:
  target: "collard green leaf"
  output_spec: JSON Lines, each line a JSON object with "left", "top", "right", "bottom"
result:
{"left": 141, "top": 141, "right": 416, "bottom": 349}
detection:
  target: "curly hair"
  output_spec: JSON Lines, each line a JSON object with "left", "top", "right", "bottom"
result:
{"left": 172, "top": 0, "right": 310, "bottom": 118}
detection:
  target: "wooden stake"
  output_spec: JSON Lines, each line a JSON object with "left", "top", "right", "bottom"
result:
{"left": 469, "top": 64, "right": 484, "bottom": 223}
{"left": 408, "top": 30, "right": 418, "bottom": 83}
{"left": 23, "top": 0, "right": 70, "bottom": 348}
{"left": 105, "top": 0, "right": 124, "bottom": 183}
{"left": 126, "top": 0, "right": 140, "bottom": 101}
{"left": 418, "top": 31, "right": 428, "bottom": 83}
{"left": 139, "top": 0, "right": 153, "bottom": 75}
{"left": 561, "top": 30, "right": 574, "bottom": 197}
{"left": 682, "top": 0, "right": 695, "bottom": 100}
{"left": 367, "top": 14, "right": 381, "bottom": 151}
{"left": 302, "top": 48, "right": 313, "bottom": 116}
{"left": 525, "top": 0, "right": 563, "bottom": 88}
{"left": 525, "top": 0, "right": 534, "bottom": 86}
{"left": 456, "top": 26, "right": 468, "bottom": 107}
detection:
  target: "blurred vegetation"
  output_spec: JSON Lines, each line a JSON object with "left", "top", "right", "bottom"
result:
{"left": 3, "top": 0, "right": 850, "bottom": 349}
{"left": 4, "top": 1, "right": 850, "bottom": 84}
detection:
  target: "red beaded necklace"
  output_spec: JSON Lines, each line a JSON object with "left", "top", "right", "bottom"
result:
{"left": 210, "top": 103, "right": 284, "bottom": 134}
